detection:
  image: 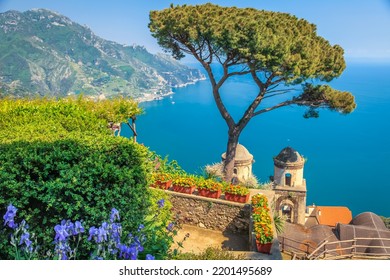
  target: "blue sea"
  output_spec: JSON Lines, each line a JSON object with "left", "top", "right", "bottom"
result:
{"left": 123, "top": 61, "right": 390, "bottom": 217}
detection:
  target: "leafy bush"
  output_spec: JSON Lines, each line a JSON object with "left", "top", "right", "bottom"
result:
{"left": 0, "top": 134, "right": 153, "bottom": 258}
{"left": 0, "top": 97, "right": 157, "bottom": 259}
{"left": 142, "top": 189, "right": 178, "bottom": 260}
{"left": 150, "top": 153, "right": 186, "bottom": 175}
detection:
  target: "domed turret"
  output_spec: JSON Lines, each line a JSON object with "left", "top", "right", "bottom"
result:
{"left": 221, "top": 144, "right": 254, "bottom": 182}
{"left": 273, "top": 147, "right": 305, "bottom": 187}
{"left": 274, "top": 147, "right": 305, "bottom": 169}
{"left": 273, "top": 147, "right": 307, "bottom": 225}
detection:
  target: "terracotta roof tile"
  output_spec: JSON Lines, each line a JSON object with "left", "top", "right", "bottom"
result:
{"left": 315, "top": 206, "right": 352, "bottom": 227}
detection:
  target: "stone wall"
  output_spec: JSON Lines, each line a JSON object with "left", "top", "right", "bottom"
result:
{"left": 169, "top": 192, "right": 251, "bottom": 233}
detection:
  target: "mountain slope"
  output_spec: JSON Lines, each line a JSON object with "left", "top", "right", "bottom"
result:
{"left": 0, "top": 9, "right": 204, "bottom": 98}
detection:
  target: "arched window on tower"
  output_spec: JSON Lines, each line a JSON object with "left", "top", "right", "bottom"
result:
{"left": 285, "top": 173, "right": 292, "bottom": 186}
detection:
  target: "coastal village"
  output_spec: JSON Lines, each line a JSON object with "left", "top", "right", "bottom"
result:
{"left": 158, "top": 144, "right": 390, "bottom": 260}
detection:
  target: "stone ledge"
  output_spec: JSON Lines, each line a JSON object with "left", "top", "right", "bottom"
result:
{"left": 165, "top": 188, "right": 250, "bottom": 207}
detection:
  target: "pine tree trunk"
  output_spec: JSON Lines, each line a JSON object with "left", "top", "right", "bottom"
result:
{"left": 223, "top": 132, "right": 240, "bottom": 183}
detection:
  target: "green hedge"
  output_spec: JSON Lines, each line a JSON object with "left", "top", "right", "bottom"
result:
{"left": 0, "top": 97, "right": 157, "bottom": 259}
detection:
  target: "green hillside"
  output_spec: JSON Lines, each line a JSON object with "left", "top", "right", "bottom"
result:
{"left": 0, "top": 9, "right": 204, "bottom": 98}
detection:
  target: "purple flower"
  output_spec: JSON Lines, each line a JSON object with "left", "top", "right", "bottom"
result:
{"left": 118, "top": 239, "right": 145, "bottom": 260}
{"left": 167, "top": 222, "right": 174, "bottom": 232}
{"left": 74, "top": 221, "right": 85, "bottom": 234}
{"left": 146, "top": 254, "right": 155, "bottom": 260}
{"left": 97, "top": 225, "right": 108, "bottom": 243}
{"left": 18, "top": 227, "right": 33, "bottom": 253}
{"left": 24, "top": 239, "right": 33, "bottom": 252}
{"left": 54, "top": 224, "right": 69, "bottom": 241}
{"left": 110, "top": 208, "right": 120, "bottom": 223}
{"left": 3, "top": 204, "right": 18, "bottom": 229}
{"left": 19, "top": 232, "right": 30, "bottom": 246}
{"left": 138, "top": 224, "right": 144, "bottom": 231}
{"left": 118, "top": 244, "right": 126, "bottom": 257}
{"left": 89, "top": 223, "right": 109, "bottom": 243}
{"left": 88, "top": 226, "right": 98, "bottom": 241}
{"left": 55, "top": 241, "right": 71, "bottom": 260}
{"left": 64, "top": 220, "right": 75, "bottom": 235}
{"left": 123, "top": 244, "right": 139, "bottom": 260}
{"left": 110, "top": 223, "right": 122, "bottom": 244}
{"left": 157, "top": 199, "right": 165, "bottom": 208}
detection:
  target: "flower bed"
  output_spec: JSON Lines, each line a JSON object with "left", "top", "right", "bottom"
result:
{"left": 151, "top": 172, "right": 173, "bottom": 189}
{"left": 223, "top": 184, "right": 250, "bottom": 203}
{"left": 251, "top": 194, "right": 274, "bottom": 254}
{"left": 1, "top": 198, "right": 176, "bottom": 260}
{"left": 197, "top": 178, "right": 222, "bottom": 199}
{"left": 172, "top": 175, "right": 196, "bottom": 194}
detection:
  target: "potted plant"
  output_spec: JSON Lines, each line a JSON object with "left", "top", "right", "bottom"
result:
{"left": 223, "top": 184, "right": 250, "bottom": 203}
{"left": 251, "top": 194, "right": 274, "bottom": 254}
{"left": 197, "top": 178, "right": 222, "bottom": 199}
{"left": 172, "top": 175, "right": 196, "bottom": 194}
{"left": 151, "top": 172, "right": 173, "bottom": 189}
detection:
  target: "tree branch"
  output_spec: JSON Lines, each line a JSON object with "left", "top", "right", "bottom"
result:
{"left": 270, "top": 76, "right": 286, "bottom": 86}
{"left": 250, "top": 68, "right": 265, "bottom": 91}
{"left": 252, "top": 98, "right": 330, "bottom": 117}
{"left": 253, "top": 100, "right": 295, "bottom": 116}
{"left": 262, "top": 88, "right": 297, "bottom": 99}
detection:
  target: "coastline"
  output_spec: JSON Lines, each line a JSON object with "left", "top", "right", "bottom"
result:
{"left": 135, "top": 77, "right": 206, "bottom": 104}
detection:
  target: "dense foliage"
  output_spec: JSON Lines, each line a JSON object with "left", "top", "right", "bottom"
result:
{"left": 0, "top": 97, "right": 174, "bottom": 259}
{"left": 149, "top": 3, "right": 356, "bottom": 181}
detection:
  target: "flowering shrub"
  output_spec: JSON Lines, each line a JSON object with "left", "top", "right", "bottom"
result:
{"left": 2, "top": 196, "right": 177, "bottom": 260}
{"left": 2, "top": 204, "right": 37, "bottom": 259}
{"left": 251, "top": 194, "right": 274, "bottom": 244}
{"left": 53, "top": 219, "right": 85, "bottom": 260}
{"left": 222, "top": 184, "right": 250, "bottom": 196}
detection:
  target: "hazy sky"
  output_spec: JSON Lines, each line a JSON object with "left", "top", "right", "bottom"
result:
{"left": 1, "top": 0, "right": 390, "bottom": 61}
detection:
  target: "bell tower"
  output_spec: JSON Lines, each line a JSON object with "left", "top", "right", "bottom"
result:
{"left": 273, "top": 147, "right": 307, "bottom": 225}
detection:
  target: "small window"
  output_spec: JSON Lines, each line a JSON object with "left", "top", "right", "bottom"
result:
{"left": 285, "top": 173, "right": 292, "bottom": 186}
{"left": 233, "top": 168, "right": 238, "bottom": 175}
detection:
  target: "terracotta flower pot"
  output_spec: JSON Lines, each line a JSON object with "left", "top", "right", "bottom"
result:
{"left": 255, "top": 241, "right": 273, "bottom": 254}
{"left": 224, "top": 192, "right": 250, "bottom": 203}
{"left": 152, "top": 180, "right": 172, "bottom": 190}
{"left": 198, "top": 188, "right": 222, "bottom": 199}
{"left": 172, "top": 185, "right": 196, "bottom": 194}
